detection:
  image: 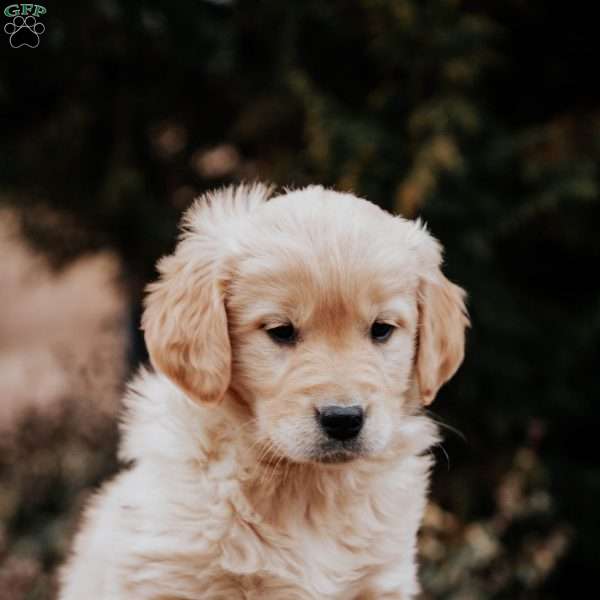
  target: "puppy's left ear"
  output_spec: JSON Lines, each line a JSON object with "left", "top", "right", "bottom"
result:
{"left": 406, "top": 221, "right": 469, "bottom": 405}
{"left": 415, "top": 272, "right": 469, "bottom": 405}
{"left": 142, "top": 183, "right": 272, "bottom": 404}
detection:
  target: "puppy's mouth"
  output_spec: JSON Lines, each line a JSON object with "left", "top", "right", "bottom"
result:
{"left": 311, "top": 440, "right": 363, "bottom": 464}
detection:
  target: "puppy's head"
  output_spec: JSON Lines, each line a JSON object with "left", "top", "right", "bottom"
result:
{"left": 143, "top": 184, "right": 468, "bottom": 464}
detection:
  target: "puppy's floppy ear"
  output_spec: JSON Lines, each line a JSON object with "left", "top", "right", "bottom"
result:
{"left": 407, "top": 221, "right": 469, "bottom": 405}
{"left": 415, "top": 272, "right": 469, "bottom": 405}
{"left": 142, "top": 183, "right": 273, "bottom": 404}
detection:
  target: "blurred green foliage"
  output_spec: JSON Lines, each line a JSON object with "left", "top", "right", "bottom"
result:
{"left": 1, "top": 1, "right": 599, "bottom": 598}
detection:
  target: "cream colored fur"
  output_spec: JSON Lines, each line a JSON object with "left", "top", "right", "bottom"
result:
{"left": 59, "top": 184, "right": 468, "bottom": 600}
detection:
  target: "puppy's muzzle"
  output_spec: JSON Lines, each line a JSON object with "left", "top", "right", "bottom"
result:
{"left": 317, "top": 405, "right": 364, "bottom": 441}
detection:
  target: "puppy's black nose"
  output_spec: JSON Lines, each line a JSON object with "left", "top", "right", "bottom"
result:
{"left": 318, "top": 405, "right": 364, "bottom": 441}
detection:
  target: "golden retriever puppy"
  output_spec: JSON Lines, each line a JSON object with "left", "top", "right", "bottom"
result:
{"left": 59, "top": 184, "right": 468, "bottom": 600}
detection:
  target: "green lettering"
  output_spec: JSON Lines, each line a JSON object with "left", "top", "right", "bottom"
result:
{"left": 4, "top": 4, "right": 20, "bottom": 17}
{"left": 33, "top": 5, "right": 46, "bottom": 17}
{"left": 21, "top": 4, "right": 33, "bottom": 15}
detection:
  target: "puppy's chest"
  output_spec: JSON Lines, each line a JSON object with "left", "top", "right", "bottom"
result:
{"left": 222, "top": 494, "right": 398, "bottom": 598}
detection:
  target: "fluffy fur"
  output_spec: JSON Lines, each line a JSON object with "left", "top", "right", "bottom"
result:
{"left": 59, "top": 184, "right": 468, "bottom": 600}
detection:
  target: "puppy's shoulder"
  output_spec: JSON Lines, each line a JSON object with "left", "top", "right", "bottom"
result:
{"left": 118, "top": 368, "right": 217, "bottom": 466}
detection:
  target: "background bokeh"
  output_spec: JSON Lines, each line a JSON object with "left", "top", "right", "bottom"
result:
{"left": 1, "top": 1, "right": 599, "bottom": 598}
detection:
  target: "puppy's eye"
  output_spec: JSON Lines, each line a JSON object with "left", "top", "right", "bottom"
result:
{"left": 266, "top": 324, "right": 298, "bottom": 345}
{"left": 370, "top": 321, "right": 395, "bottom": 343}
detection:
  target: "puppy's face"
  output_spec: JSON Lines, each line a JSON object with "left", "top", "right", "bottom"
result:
{"left": 143, "top": 185, "right": 468, "bottom": 465}
{"left": 227, "top": 223, "right": 420, "bottom": 464}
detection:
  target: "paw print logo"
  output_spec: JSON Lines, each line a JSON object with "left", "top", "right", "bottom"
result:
{"left": 4, "top": 15, "right": 45, "bottom": 48}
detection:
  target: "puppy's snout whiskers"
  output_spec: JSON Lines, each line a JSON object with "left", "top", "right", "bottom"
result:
{"left": 424, "top": 410, "right": 467, "bottom": 443}
{"left": 249, "top": 418, "right": 314, "bottom": 486}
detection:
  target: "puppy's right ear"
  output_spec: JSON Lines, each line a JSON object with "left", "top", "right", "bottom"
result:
{"left": 142, "top": 184, "right": 272, "bottom": 404}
